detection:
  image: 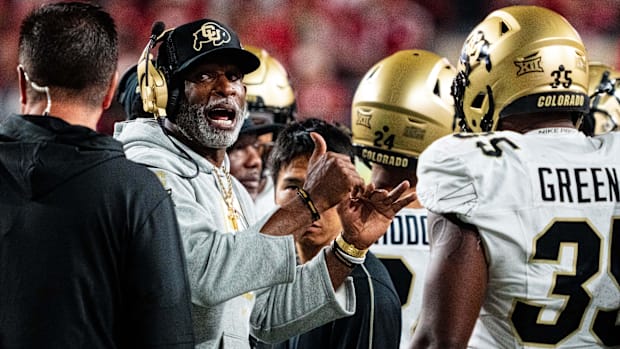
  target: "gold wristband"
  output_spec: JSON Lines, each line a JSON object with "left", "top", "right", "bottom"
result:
{"left": 335, "top": 233, "right": 368, "bottom": 258}
{"left": 296, "top": 188, "right": 320, "bottom": 222}
{"left": 331, "top": 241, "right": 355, "bottom": 268}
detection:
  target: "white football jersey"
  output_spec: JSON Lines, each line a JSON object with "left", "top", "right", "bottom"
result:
{"left": 417, "top": 128, "right": 620, "bottom": 348}
{"left": 370, "top": 206, "right": 429, "bottom": 348}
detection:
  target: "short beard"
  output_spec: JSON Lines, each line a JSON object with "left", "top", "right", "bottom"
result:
{"left": 175, "top": 99, "right": 245, "bottom": 149}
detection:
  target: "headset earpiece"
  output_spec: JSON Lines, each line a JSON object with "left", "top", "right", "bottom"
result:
{"left": 137, "top": 52, "right": 168, "bottom": 118}
{"left": 136, "top": 21, "right": 172, "bottom": 120}
{"left": 165, "top": 84, "right": 181, "bottom": 118}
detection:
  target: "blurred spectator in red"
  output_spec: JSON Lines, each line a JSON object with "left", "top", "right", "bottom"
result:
{"left": 2, "top": 0, "right": 620, "bottom": 125}
{"left": 233, "top": 1, "right": 297, "bottom": 68}
{"left": 532, "top": 0, "right": 619, "bottom": 34}
{"left": 291, "top": 41, "right": 352, "bottom": 127}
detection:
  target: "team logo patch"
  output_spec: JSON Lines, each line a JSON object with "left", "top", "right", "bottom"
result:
{"left": 514, "top": 53, "right": 544, "bottom": 76}
{"left": 154, "top": 170, "right": 167, "bottom": 187}
{"left": 356, "top": 108, "right": 372, "bottom": 129}
{"left": 154, "top": 170, "right": 173, "bottom": 197}
{"left": 462, "top": 30, "right": 492, "bottom": 72}
{"left": 577, "top": 55, "right": 587, "bottom": 70}
{"left": 403, "top": 126, "right": 425, "bottom": 140}
{"left": 193, "top": 22, "right": 231, "bottom": 51}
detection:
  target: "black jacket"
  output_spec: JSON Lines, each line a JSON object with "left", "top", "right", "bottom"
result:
{"left": 0, "top": 114, "right": 194, "bottom": 348}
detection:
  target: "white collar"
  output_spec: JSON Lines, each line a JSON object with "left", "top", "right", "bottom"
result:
{"left": 526, "top": 127, "right": 578, "bottom": 135}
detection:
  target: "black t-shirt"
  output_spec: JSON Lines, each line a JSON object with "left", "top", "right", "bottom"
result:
{"left": 256, "top": 252, "right": 402, "bottom": 349}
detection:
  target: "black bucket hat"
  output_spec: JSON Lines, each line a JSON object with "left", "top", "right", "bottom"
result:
{"left": 158, "top": 18, "right": 260, "bottom": 78}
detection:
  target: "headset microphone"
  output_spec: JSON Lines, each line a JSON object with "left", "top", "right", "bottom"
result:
{"left": 144, "top": 21, "right": 165, "bottom": 88}
{"left": 150, "top": 21, "right": 166, "bottom": 43}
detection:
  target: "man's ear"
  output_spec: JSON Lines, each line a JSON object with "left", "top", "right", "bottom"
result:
{"left": 102, "top": 71, "right": 119, "bottom": 110}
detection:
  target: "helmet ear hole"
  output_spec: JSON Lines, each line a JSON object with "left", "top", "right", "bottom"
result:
{"left": 367, "top": 66, "right": 380, "bottom": 79}
{"left": 500, "top": 21, "right": 510, "bottom": 35}
{"left": 433, "top": 81, "right": 441, "bottom": 96}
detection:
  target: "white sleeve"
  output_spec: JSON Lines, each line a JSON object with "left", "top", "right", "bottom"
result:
{"left": 416, "top": 137, "right": 479, "bottom": 217}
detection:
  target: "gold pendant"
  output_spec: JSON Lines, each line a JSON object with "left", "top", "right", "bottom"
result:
{"left": 229, "top": 209, "right": 238, "bottom": 231}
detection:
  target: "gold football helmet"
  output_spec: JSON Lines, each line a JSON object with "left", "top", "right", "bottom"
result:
{"left": 587, "top": 62, "right": 620, "bottom": 134}
{"left": 243, "top": 45, "right": 296, "bottom": 124}
{"left": 351, "top": 49, "right": 456, "bottom": 169}
{"left": 453, "top": 5, "right": 589, "bottom": 132}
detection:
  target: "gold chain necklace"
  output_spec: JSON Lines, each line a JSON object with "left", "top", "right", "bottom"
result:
{"left": 212, "top": 166, "right": 239, "bottom": 231}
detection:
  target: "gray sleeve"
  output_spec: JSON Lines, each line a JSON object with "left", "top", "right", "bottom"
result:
{"left": 250, "top": 248, "right": 356, "bottom": 343}
{"left": 158, "top": 169, "right": 298, "bottom": 306}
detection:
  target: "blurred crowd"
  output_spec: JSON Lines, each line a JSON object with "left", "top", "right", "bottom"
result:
{"left": 1, "top": 0, "right": 620, "bottom": 129}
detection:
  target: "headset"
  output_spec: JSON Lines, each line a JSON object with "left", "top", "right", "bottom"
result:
{"left": 133, "top": 21, "right": 201, "bottom": 179}
{"left": 136, "top": 21, "right": 175, "bottom": 121}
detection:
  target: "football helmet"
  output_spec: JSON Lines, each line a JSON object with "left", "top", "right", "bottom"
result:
{"left": 587, "top": 62, "right": 620, "bottom": 134}
{"left": 243, "top": 45, "right": 296, "bottom": 125}
{"left": 351, "top": 49, "right": 456, "bottom": 170}
{"left": 453, "top": 5, "right": 589, "bottom": 132}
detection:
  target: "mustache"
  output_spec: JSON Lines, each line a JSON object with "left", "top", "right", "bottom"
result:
{"left": 204, "top": 97, "right": 243, "bottom": 111}
{"left": 177, "top": 95, "right": 244, "bottom": 115}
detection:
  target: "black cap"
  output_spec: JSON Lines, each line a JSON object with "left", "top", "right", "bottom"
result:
{"left": 240, "top": 117, "right": 284, "bottom": 136}
{"left": 159, "top": 19, "right": 260, "bottom": 78}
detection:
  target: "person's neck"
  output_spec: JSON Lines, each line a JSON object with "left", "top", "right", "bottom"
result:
{"left": 498, "top": 114, "right": 576, "bottom": 133}
{"left": 22, "top": 101, "right": 101, "bottom": 130}
{"left": 296, "top": 242, "right": 327, "bottom": 264}
{"left": 164, "top": 119, "right": 227, "bottom": 167}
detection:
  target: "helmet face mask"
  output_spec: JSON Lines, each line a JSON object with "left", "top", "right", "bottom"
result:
{"left": 455, "top": 6, "right": 589, "bottom": 132}
{"left": 351, "top": 50, "right": 456, "bottom": 169}
{"left": 243, "top": 45, "right": 296, "bottom": 124}
{"left": 587, "top": 63, "right": 620, "bottom": 134}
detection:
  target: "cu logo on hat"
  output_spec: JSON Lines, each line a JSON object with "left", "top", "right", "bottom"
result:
{"left": 193, "top": 22, "right": 231, "bottom": 51}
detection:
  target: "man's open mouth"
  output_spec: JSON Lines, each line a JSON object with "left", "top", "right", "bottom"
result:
{"left": 207, "top": 107, "right": 236, "bottom": 129}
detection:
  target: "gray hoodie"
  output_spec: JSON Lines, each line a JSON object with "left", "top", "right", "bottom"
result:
{"left": 114, "top": 119, "right": 355, "bottom": 349}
